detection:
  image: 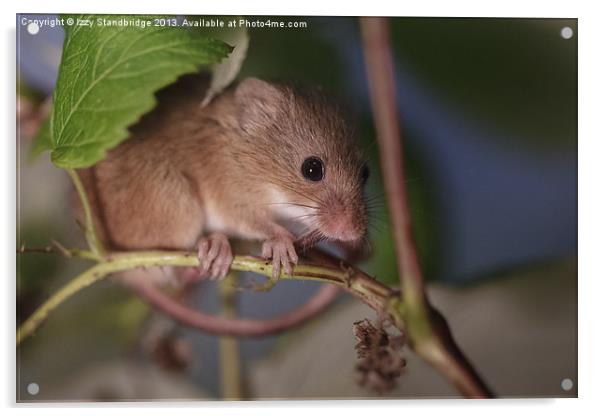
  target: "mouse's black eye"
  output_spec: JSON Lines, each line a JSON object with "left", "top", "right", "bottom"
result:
{"left": 360, "top": 165, "right": 370, "bottom": 185}
{"left": 301, "top": 156, "right": 324, "bottom": 182}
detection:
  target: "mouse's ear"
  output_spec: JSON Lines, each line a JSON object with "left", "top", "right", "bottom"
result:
{"left": 234, "top": 78, "right": 284, "bottom": 134}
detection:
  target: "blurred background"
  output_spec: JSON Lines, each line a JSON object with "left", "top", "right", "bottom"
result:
{"left": 17, "top": 15, "right": 577, "bottom": 400}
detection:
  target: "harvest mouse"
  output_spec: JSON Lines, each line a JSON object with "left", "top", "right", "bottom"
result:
{"left": 79, "top": 74, "right": 370, "bottom": 283}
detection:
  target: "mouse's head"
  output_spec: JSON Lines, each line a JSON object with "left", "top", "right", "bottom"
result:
{"left": 233, "top": 78, "right": 369, "bottom": 247}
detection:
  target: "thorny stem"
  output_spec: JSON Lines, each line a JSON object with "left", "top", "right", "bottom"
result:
{"left": 360, "top": 17, "right": 493, "bottom": 398}
{"left": 17, "top": 243, "right": 99, "bottom": 261}
{"left": 17, "top": 250, "right": 399, "bottom": 346}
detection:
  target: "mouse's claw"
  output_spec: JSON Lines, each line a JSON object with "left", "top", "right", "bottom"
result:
{"left": 261, "top": 236, "right": 298, "bottom": 283}
{"left": 196, "top": 233, "right": 233, "bottom": 281}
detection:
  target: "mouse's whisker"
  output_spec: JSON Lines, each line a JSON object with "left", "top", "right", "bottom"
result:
{"left": 365, "top": 197, "right": 385, "bottom": 204}
{"left": 357, "top": 233, "right": 373, "bottom": 254}
{"left": 366, "top": 206, "right": 387, "bottom": 221}
{"left": 265, "top": 202, "right": 319, "bottom": 210}
{"left": 365, "top": 195, "right": 386, "bottom": 207}
{"left": 367, "top": 207, "right": 387, "bottom": 219}
{"left": 292, "top": 218, "right": 318, "bottom": 239}
{"left": 296, "top": 228, "right": 325, "bottom": 251}
{"left": 365, "top": 191, "right": 385, "bottom": 199}
{"left": 276, "top": 182, "right": 325, "bottom": 206}
{"left": 369, "top": 217, "right": 388, "bottom": 227}
{"left": 289, "top": 212, "right": 321, "bottom": 221}
{"left": 365, "top": 193, "right": 384, "bottom": 200}
{"left": 368, "top": 215, "right": 389, "bottom": 233}
{"left": 368, "top": 222, "right": 384, "bottom": 233}
{"left": 366, "top": 205, "right": 385, "bottom": 215}
{"left": 290, "top": 214, "right": 318, "bottom": 228}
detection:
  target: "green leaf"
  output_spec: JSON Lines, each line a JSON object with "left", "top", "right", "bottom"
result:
{"left": 37, "top": 14, "right": 232, "bottom": 168}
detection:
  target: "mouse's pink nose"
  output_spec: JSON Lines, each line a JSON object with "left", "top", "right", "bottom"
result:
{"left": 322, "top": 212, "right": 365, "bottom": 242}
{"left": 318, "top": 193, "right": 368, "bottom": 242}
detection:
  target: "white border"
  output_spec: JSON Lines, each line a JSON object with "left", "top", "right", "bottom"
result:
{"left": 4, "top": 0, "right": 601, "bottom": 414}
{"left": 4, "top": 0, "right": 585, "bottom": 17}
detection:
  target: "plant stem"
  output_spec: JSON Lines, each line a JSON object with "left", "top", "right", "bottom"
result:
{"left": 17, "top": 250, "right": 398, "bottom": 346}
{"left": 360, "top": 18, "right": 425, "bottom": 309}
{"left": 360, "top": 17, "right": 493, "bottom": 398}
{"left": 66, "top": 168, "right": 105, "bottom": 258}
{"left": 17, "top": 261, "right": 108, "bottom": 345}
{"left": 219, "top": 273, "right": 243, "bottom": 399}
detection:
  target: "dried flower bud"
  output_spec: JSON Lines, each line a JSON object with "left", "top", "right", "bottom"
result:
{"left": 353, "top": 319, "right": 406, "bottom": 393}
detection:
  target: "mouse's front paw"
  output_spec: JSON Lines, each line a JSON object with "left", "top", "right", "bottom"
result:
{"left": 261, "top": 236, "right": 298, "bottom": 281}
{"left": 196, "top": 233, "right": 233, "bottom": 281}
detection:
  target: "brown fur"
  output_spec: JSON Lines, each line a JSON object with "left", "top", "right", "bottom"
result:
{"left": 79, "top": 74, "right": 368, "bottom": 252}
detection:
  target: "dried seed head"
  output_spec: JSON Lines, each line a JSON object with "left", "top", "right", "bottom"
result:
{"left": 352, "top": 319, "right": 406, "bottom": 393}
